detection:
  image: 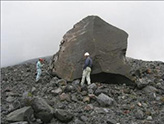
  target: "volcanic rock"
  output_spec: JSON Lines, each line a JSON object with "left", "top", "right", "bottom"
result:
{"left": 35, "top": 111, "right": 53, "bottom": 123}
{"left": 136, "top": 78, "right": 151, "bottom": 89}
{"left": 31, "top": 97, "right": 53, "bottom": 122}
{"left": 135, "top": 109, "right": 144, "bottom": 119}
{"left": 97, "top": 93, "right": 114, "bottom": 107}
{"left": 59, "top": 93, "right": 71, "bottom": 101}
{"left": 51, "top": 88, "right": 62, "bottom": 96}
{"left": 6, "top": 106, "right": 34, "bottom": 122}
{"left": 50, "top": 15, "right": 133, "bottom": 85}
{"left": 143, "top": 86, "right": 158, "bottom": 95}
{"left": 83, "top": 96, "right": 90, "bottom": 103}
{"left": 64, "top": 84, "right": 75, "bottom": 93}
{"left": 10, "top": 122, "right": 28, "bottom": 124}
{"left": 1, "top": 56, "right": 164, "bottom": 124}
{"left": 88, "top": 83, "right": 97, "bottom": 90}
{"left": 31, "top": 97, "right": 53, "bottom": 113}
{"left": 54, "top": 109, "right": 74, "bottom": 122}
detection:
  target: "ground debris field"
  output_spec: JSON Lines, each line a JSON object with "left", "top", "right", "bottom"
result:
{"left": 1, "top": 57, "right": 164, "bottom": 124}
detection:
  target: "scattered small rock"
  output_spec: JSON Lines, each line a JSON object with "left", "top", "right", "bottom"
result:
{"left": 51, "top": 88, "right": 62, "bottom": 96}
{"left": 54, "top": 109, "right": 74, "bottom": 123}
{"left": 97, "top": 93, "right": 114, "bottom": 107}
{"left": 59, "top": 93, "right": 71, "bottom": 102}
{"left": 83, "top": 96, "right": 90, "bottom": 103}
{"left": 135, "top": 109, "right": 144, "bottom": 119}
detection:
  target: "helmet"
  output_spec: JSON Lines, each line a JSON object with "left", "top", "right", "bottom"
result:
{"left": 39, "top": 58, "right": 44, "bottom": 62}
{"left": 84, "top": 52, "right": 90, "bottom": 56}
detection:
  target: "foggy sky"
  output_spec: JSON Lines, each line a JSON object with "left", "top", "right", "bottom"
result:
{"left": 1, "top": 1, "right": 164, "bottom": 67}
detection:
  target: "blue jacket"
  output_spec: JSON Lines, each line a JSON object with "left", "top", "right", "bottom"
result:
{"left": 83, "top": 57, "right": 92, "bottom": 69}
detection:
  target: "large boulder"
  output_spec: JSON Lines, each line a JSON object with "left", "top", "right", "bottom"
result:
{"left": 6, "top": 106, "right": 34, "bottom": 122}
{"left": 50, "top": 15, "right": 133, "bottom": 85}
{"left": 31, "top": 97, "right": 53, "bottom": 123}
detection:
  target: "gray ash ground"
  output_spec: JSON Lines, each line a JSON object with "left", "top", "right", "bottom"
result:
{"left": 1, "top": 57, "right": 164, "bottom": 124}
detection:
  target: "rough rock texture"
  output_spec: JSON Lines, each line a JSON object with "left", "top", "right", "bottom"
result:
{"left": 31, "top": 97, "right": 54, "bottom": 123}
{"left": 1, "top": 51, "right": 164, "bottom": 124}
{"left": 6, "top": 106, "right": 34, "bottom": 122}
{"left": 50, "top": 16, "right": 132, "bottom": 83}
{"left": 31, "top": 97, "right": 53, "bottom": 113}
{"left": 54, "top": 109, "right": 74, "bottom": 123}
{"left": 97, "top": 93, "right": 114, "bottom": 107}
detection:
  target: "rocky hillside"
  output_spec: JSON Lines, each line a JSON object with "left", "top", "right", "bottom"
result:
{"left": 1, "top": 57, "right": 164, "bottom": 124}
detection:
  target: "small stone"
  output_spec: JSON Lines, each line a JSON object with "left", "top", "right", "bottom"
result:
{"left": 64, "top": 85, "right": 74, "bottom": 92}
{"left": 137, "top": 102, "right": 142, "bottom": 107}
{"left": 57, "top": 79, "right": 67, "bottom": 87}
{"left": 84, "top": 104, "right": 94, "bottom": 111}
{"left": 71, "top": 94, "right": 78, "bottom": 102}
{"left": 72, "top": 79, "right": 80, "bottom": 85}
{"left": 8, "top": 104, "right": 14, "bottom": 112}
{"left": 145, "top": 111, "right": 151, "bottom": 116}
{"left": 95, "top": 88, "right": 108, "bottom": 95}
{"left": 130, "top": 104, "right": 135, "bottom": 110}
{"left": 81, "top": 85, "right": 88, "bottom": 91}
{"left": 81, "top": 91, "right": 88, "bottom": 96}
{"left": 143, "top": 86, "right": 158, "bottom": 94}
{"left": 51, "top": 88, "right": 62, "bottom": 96}
{"left": 31, "top": 87, "right": 36, "bottom": 93}
{"left": 94, "top": 107, "right": 109, "bottom": 114}
{"left": 122, "top": 96, "right": 126, "bottom": 99}
{"left": 147, "top": 116, "right": 153, "bottom": 120}
{"left": 6, "top": 96, "right": 15, "bottom": 103}
{"left": 83, "top": 96, "right": 90, "bottom": 103}
{"left": 49, "top": 77, "right": 59, "bottom": 87}
{"left": 135, "top": 109, "right": 144, "bottom": 119}
{"left": 59, "top": 93, "right": 71, "bottom": 102}
{"left": 80, "top": 116, "right": 88, "bottom": 122}
{"left": 88, "top": 94, "right": 96, "bottom": 100}
{"left": 97, "top": 93, "right": 114, "bottom": 107}
{"left": 153, "top": 93, "right": 156, "bottom": 98}
{"left": 88, "top": 88, "right": 94, "bottom": 94}
{"left": 160, "top": 97, "right": 164, "bottom": 102}
{"left": 54, "top": 109, "right": 74, "bottom": 123}
{"left": 123, "top": 110, "right": 130, "bottom": 114}
{"left": 136, "top": 78, "right": 150, "bottom": 89}
{"left": 146, "top": 69, "right": 151, "bottom": 74}
{"left": 36, "top": 119, "right": 42, "bottom": 124}
{"left": 88, "top": 83, "right": 97, "bottom": 90}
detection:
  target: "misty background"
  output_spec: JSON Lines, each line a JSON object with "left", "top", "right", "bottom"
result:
{"left": 1, "top": 1, "right": 164, "bottom": 67}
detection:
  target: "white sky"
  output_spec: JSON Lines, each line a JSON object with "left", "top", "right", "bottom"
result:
{"left": 1, "top": 1, "right": 164, "bottom": 67}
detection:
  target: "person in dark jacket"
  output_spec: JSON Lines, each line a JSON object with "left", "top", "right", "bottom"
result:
{"left": 81, "top": 52, "right": 92, "bottom": 86}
